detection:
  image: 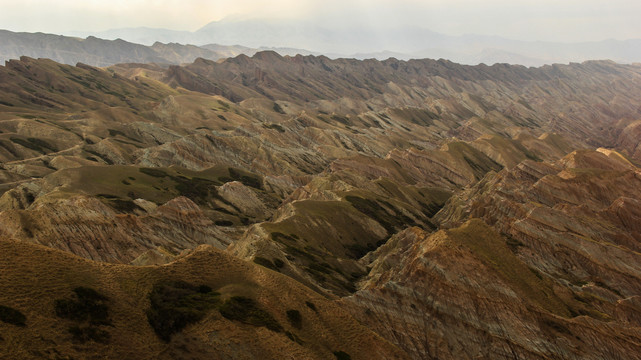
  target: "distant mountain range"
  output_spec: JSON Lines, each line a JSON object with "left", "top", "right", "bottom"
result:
{"left": 2, "top": 18, "right": 641, "bottom": 67}
{"left": 0, "top": 29, "right": 318, "bottom": 67}
{"left": 68, "top": 18, "right": 641, "bottom": 66}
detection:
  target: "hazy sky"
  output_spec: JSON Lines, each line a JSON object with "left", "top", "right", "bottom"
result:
{"left": 1, "top": 0, "right": 640, "bottom": 42}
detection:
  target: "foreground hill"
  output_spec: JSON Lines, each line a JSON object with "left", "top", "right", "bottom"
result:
{"left": 0, "top": 239, "right": 404, "bottom": 359}
{"left": 1, "top": 54, "right": 641, "bottom": 358}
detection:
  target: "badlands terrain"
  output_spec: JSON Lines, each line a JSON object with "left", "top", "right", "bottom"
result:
{"left": 0, "top": 52, "right": 641, "bottom": 359}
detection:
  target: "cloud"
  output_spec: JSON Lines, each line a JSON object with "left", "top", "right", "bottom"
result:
{"left": 0, "top": 0, "right": 639, "bottom": 42}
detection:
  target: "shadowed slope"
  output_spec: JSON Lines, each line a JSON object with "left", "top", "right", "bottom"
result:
{"left": 0, "top": 238, "right": 407, "bottom": 359}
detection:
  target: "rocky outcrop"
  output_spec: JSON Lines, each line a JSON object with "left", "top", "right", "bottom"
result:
{"left": 0, "top": 181, "right": 42, "bottom": 211}
{"left": 218, "top": 181, "right": 273, "bottom": 220}
{"left": 615, "top": 120, "right": 641, "bottom": 161}
{"left": 435, "top": 149, "right": 641, "bottom": 296}
{"left": 0, "top": 195, "right": 231, "bottom": 263}
{"left": 130, "top": 246, "right": 176, "bottom": 266}
{"left": 344, "top": 221, "right": 641, "bottom": 359}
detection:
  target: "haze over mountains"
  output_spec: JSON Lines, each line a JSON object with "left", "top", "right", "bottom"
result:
{"left": 2, "top": 17, "right": 641, "bottom": 68}
{"left": 70, "top": 18, "right": 641, "bottom": 66}
{"left": 0, "top": 29, "right": 318, "bottom": 67}
{"left": 2, "top": 4, "right": 641, "bottom": 359}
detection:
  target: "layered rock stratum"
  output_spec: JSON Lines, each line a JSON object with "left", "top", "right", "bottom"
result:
{"left": 1, "top": 53, "right": 641, "bottom": 359}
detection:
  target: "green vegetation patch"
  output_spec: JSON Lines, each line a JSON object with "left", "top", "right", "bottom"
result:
{"left": 264, "top": 199, "right": 394, "bottom": 294}
{"left": 253, "top": 257, "right": 285, "bottom": 272}
{"left": 445, "top": 142, "right": 503, "bottom": 180}
{"left": 273, "top": 102, "right": 286, "bottom": 114}
{"left": 345, "top": 242, "right": 381, "bottom": 259}
{"left": 271, "top": 232, "right": 299, "bottom": 243}
{"left": 390, "top": 107, "right": 439, "bottom": 127}
{"left": 305, "top": 301, "right": 317, "bottom": 312}
{"left": 54, "top": 287, "right": 110, "bottom": 325}
{"left": 97, "top": 195, "right": 143, "bottom": 213}
{"left": 220, "top": 167, "right": 263, "bottom": 189}
{"left": 107, "top": 128, "right": 127, "bottom": 138}
{"left": 505, "top": 236, "right": 525, "bottom": 252}
{"left": 253, "top": 257, "right": 279, "bottom": 271}
{"left": 135, "top": 166, "right": 228, "bottom": 206}
{"left": 330, "top": 115, "right": 352, "bottom": 126}
{"left": 54, "top": 287, "right": 111, "bottom": 344}
{"left": 84, "top": 149, "right": 114, "bottom": 164}
{"left": 215, "top": 220, "right": 234, "bottom": 226}
{"left": 333, "top": 350, "right": 352, "bottom": 360}
{"left": 286, "top": 330, "right": 304, "bottom": 344}
{"left": 146, "top": 280, "right": 220, "bottom": 342}
{"left": 138, "top": 167, "right": 170, "bottom": 178}
{"left": 175, "top": 177, "right": 220, "bottom": 204}
{"left": 68, "top": 325, "right": 110, "bottom": 344}
{"left": 449, "top": 219, "right": 571, "bottom": 317}
{"left": 273, "top": 258, "right": 285, "bottom": 268}
{"left": 345, "top": 195, "right": 414, "bottom": 235}
{"left": 219, "top": 296, "right": 283, "bottom": 332}
{"left": 307, "top": 262, "right": 333, "bottom": 274}
{"left": 0, "top": 305, "right": 26, "bottom": 326}
{"left": 538, "top": 317, "right": 572, "bottom": 336}
{"left": 264, "top": 123, "right": 286, "bottom": 132}
{"left": 286, "top": 309, "right": 302, "bottom": 329}
{"left": 10, "top": 136, "right": 57, "bottom": 153}
{"left": 0, "top": 140, "right": 19, "bottom": 157}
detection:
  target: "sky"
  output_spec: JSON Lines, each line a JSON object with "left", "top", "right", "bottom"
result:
{"left": 0, "top": 0, "right": 640, "bottom": 42}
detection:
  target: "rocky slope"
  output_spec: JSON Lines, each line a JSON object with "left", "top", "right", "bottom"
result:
{"left": 342, "top": 150, "right": 641, "bottom": 359}
{"left": 164, "top": 55, "right": 641, "bottom": 149}
{"left": 344, "top": 221, "right": 641, "bottom": 359}
{"left": 0, "top": 194, "right": 231, "bottom": 263}
{"left": 436, "top": 149, "right": 641, "bottom": 299}
{"left": 0, "top": 163, "right": 278, "bottom": 264}
{"left": 1, "top": 54, "right": 641, "bottom": 358}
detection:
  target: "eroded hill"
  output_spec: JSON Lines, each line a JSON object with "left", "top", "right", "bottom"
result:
{"left": 1, "top": 54, "right": 641, "bottom": 359}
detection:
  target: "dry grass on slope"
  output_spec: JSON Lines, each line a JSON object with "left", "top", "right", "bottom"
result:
{"left": 0, "top": 238, "right": 407, "bottom": 360}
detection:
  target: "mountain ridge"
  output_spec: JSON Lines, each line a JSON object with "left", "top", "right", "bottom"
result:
{"left": 0, "top": 29, "right": 315, "bottom": 67}
{"left": 1, "top": 53, "right": 641, "bottom": 358}
{"left": 69, "top": 18, "right": 641, "bottom": 66}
